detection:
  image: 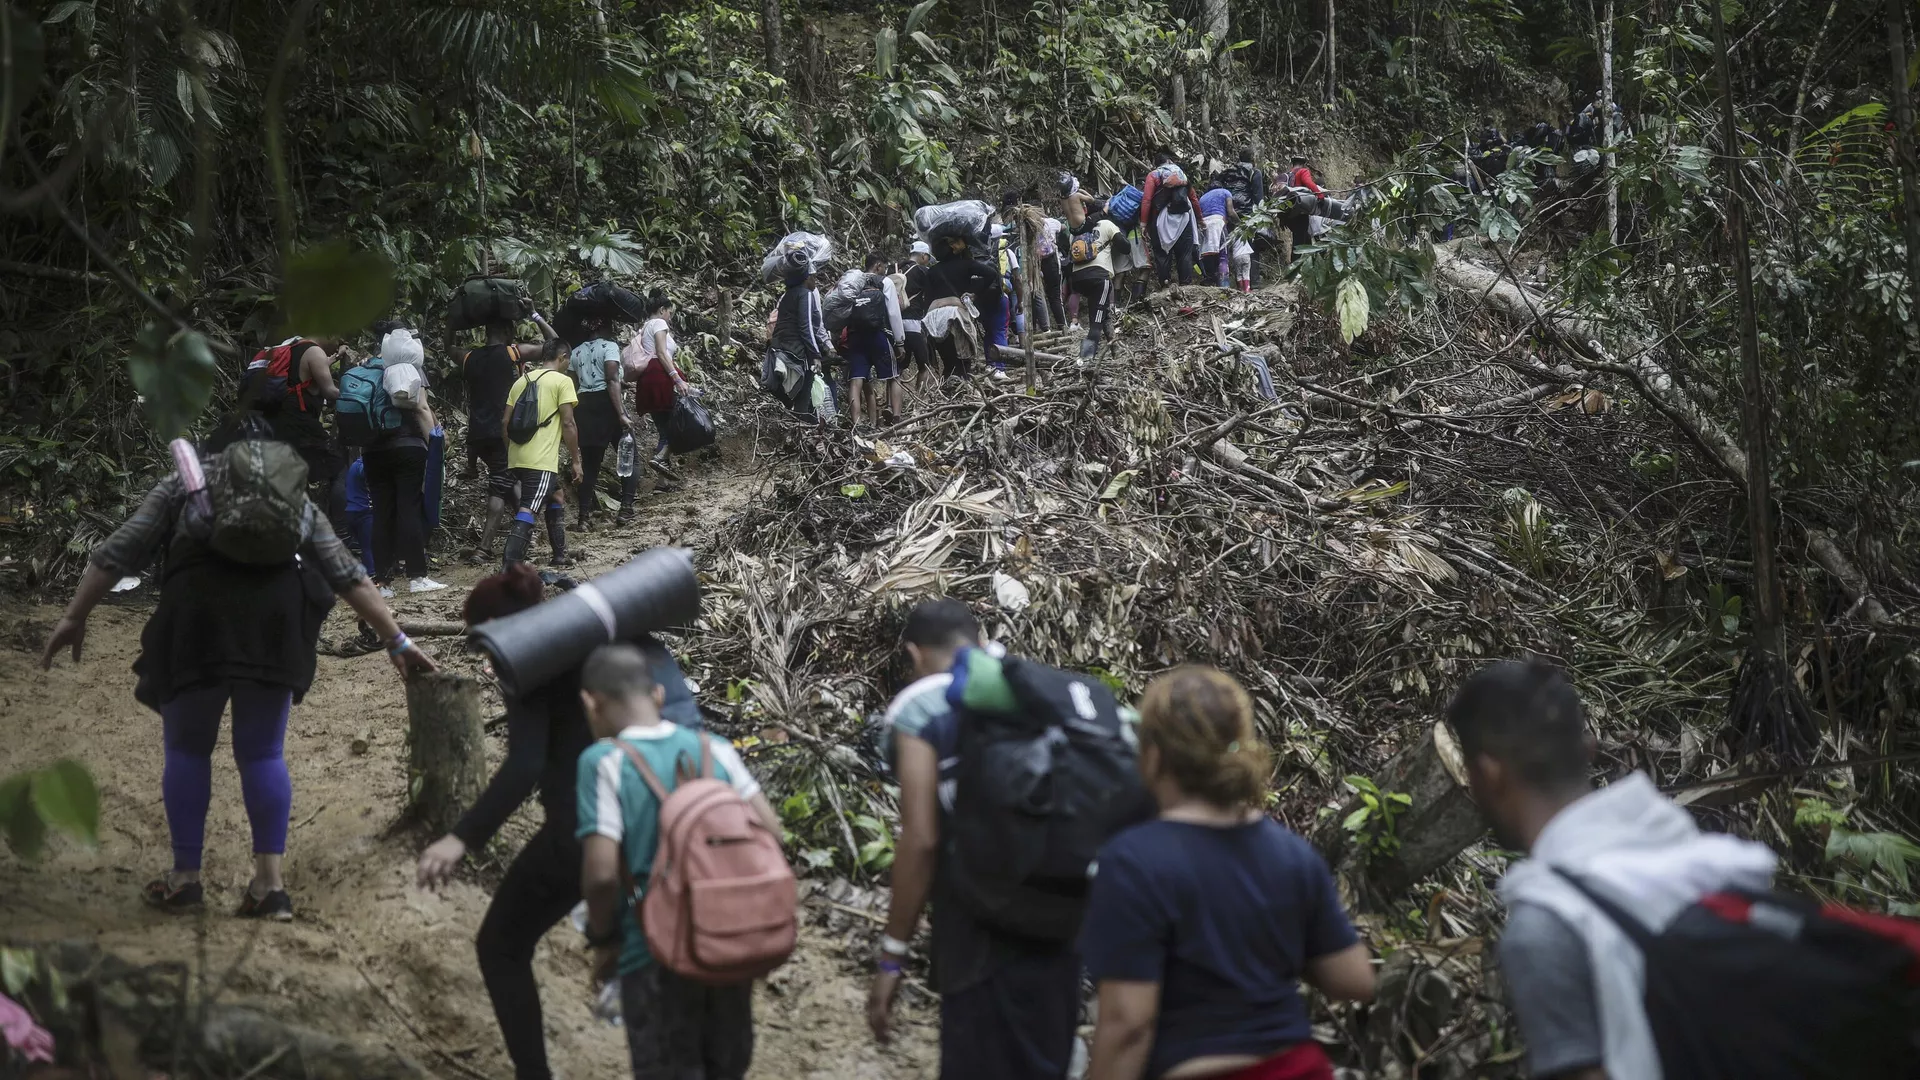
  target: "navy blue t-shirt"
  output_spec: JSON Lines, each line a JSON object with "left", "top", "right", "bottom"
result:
{"left": 1079, "top": 818, "right": 1357, "bottom": 1079}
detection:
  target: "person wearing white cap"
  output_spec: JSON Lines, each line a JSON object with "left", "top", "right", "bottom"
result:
{"left": 902, "top": 241, "right": 935, "bottom": 391}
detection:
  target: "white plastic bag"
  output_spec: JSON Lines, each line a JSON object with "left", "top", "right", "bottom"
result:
{"left": 761, "top": 231, "right": 835, "bottom": 282}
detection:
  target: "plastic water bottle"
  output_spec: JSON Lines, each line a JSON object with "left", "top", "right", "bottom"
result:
{"left": 615, "top": 433, "right": 636, "bottom": 478}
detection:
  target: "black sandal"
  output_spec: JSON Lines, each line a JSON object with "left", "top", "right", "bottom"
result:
{"left": 143, "top": 876, "right": 205, "bottom": 913}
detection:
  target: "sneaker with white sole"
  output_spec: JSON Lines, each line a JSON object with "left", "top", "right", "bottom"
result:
{"left": 409, "top": 577, "right": 449, "bottom": 594}
{"left": 990, "top": 369, "right": 1011, "bottom": 382}
{"left": 378, "top": 585, "right": 395, "bottom": 599}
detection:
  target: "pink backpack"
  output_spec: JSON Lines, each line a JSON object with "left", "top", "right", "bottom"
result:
{"left": 616, "top": 739, "right": 798, "bottom": 985}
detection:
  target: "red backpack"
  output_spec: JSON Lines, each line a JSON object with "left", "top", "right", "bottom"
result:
{"left": 244, "top": 338, "right": 318, "bottom": 412}
{"left": 616, "top": 739, "right": 797, "bottom": 985}
{"left": 1558, "top": 870, "right": 1920, "bottom": 1078}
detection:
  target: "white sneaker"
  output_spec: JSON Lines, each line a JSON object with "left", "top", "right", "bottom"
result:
{"left": 990, "top": 369, "right": 1011, "bottom": 382}
{"left": 378, "top": 586, "right": 395, "bottom": 599}
{"left": 1069, "top": 321, "right": 1083, "bottom": 332}
{"left": 409, "top": 577, "right": 449, "bottom": 594}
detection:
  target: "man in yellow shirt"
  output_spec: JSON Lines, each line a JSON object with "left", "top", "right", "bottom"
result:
{"left": 501, "top": 340, "right": 583, "bottom": 570}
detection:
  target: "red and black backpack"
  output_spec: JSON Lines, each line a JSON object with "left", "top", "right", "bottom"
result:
{"left": 243, "top": 338, "right": 318, "bottom": 412}
{"left": 1557, "top": 870, "right": 1920, "bottom": 1078}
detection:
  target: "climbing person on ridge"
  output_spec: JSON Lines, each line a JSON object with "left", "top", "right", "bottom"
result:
{"left": 1066, "top": 204, "right": 1124, "bottom": 360}
{"left": 1141, "top": 153, "right": 1203, "bottom": 287}
{"left": 1080, "top": 667, "right": 1375, "bottom": 1080}
{"left": 626, "top": 289, "right": 695, "bottom": 500}
{"left": 463, "top": 312, "right": 557, "bottom": 562}
{"left": 501, "top": 338, "right": 582, "bottom": 571}
{"left": 355, "top": 327, "right": 446, "bottom": 596}
{"left": 571, "top": 314, "right": 636, "bottom": 534}
{"left": 921, "top": 235, "right": 1000, "bottom": 385}
{"left": 42, "top": 418, "right": 435, "bottom": 920}
{"left": 1198, "top": 177, "right": 1238, "bottom": 288}
{"left": 416, "top": 568, "right": 701, "bottom": 1080}
{"left": 901, "top": 241, "right": 937, "bottom": 392}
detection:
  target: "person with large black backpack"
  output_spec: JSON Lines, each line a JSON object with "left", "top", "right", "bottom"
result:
{"left": 40, "top": 420, "right": 435, "bottom": 921}
{"left": 868, "top": 599, "right": 1154, "bottom": 1078}
{"left": 1449, "top": 661, "right": 1920, "bottom": 1080}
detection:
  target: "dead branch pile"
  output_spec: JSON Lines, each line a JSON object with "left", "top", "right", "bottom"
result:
{"left": 680, "top": 262, "right": 1916, "bottom": 1076}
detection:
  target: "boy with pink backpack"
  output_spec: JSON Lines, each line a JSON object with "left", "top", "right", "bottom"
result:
{"left": 575, "top": 644, "right": 796, "bottom": 1079}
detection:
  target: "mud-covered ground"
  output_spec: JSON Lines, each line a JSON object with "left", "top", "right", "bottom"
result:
{"left": 0, "top": 431, "right": 939, "bottom": 1079}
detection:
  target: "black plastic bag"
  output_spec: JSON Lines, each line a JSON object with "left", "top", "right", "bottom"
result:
{"left": 664, "top": 394, "right": 716, "bottom": 454}
{"left": 554, "top": 283, "right": 649, "bottom": 345}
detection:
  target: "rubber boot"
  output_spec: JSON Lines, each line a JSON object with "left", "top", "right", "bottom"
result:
{"left": 502, "top": 517, "right": 535, "bottom": 569}
{"left": 1079, "top": 336, "right": 1098, "bottom": 361}
{"left": 616, "top": 473, "right": 639, "bottom": 526}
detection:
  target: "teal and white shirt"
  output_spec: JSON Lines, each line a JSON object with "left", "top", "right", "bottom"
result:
{"left": 576, "top": 723, "right": 761, "bottom": 976}
{"left": 573, "top": 338, "right": 620, "bottom": 393}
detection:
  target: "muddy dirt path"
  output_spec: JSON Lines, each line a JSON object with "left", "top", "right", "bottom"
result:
{"left": 0, "top": 434, "right": 939, "bottom": 1079}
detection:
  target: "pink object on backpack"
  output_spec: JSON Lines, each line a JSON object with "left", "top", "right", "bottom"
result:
{"left": 616, "top": 739, "right": 798, "bottom": 985}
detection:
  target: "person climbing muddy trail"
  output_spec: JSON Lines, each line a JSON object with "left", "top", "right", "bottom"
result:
{"left": 9, "top": 0, "right": 1920, "bottom": 1076}
{"left": 0, "top": 438, "right": 940, "bottom": 1079}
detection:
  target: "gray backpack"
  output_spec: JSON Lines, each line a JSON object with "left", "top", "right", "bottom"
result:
{"left": 202, "top": 441, "right": 309, "bottom": 564}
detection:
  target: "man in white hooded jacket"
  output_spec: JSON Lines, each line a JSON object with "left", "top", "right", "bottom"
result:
{"left": 1447, "top": 661, "right": 1778, "bottom": 1079}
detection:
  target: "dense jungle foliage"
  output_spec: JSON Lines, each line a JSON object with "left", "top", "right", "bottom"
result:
{"left": 3, "top": 0, "right": 1919, "bottom": 807}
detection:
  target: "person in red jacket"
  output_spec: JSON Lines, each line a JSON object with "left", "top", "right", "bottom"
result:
{"left": 1140, "top": 154, "right": 1204, "bottom": 286}
{"left": 1288, "top": 155, "right": 1324, "bottom": 195}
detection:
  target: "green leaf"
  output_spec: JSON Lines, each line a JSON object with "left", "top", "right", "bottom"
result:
{"left": 874, "top": 27, "right": 897, "bottom": 79}
{"left": 281, "top": 240, "right": 395, "bottom": 339}
{"left": 841, "top": 483, "right": 867, "bottom": 499}
{"left": 1342, "top": 806, "right": 1372, "bottom": 831}
{"left": 42, "top": 1, "right": 88, "bottom": 23}
{"left": 1387, "top": 791, "right": 1412, "bottom": 806}
{"left": 30, "top": 760, "right": 98, "bottom": 847}
{"left": 0, "top": 947, "right": 33, "bottom": 996}
{"left": 1335, "top": 276, "right": 1370, "bottom": 343}
{"left": 127, "top": 325, "right": 218, "bottom": 440}
{"left": 1099, "top": 468, "right": 1138, "bottom": 500}
{"left": 904, "top": 0, "right": 939, "bottom": 35}
{"left": 0, "top": 772, "right": 44, "bottom": 860}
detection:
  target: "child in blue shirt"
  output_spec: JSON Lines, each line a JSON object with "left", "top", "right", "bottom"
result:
{"left": 341, "top": 457, "right": 375, "bottom": 577}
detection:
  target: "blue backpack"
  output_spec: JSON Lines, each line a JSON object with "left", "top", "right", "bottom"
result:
{"left": 336, "top": 357, "right": 402, "bottom": 447}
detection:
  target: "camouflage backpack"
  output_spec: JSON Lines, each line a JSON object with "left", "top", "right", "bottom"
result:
{"left": 204, "top": 440, "right": 309, "bottom": 564}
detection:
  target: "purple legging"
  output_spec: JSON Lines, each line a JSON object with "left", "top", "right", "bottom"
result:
{"left": 160, "top": 682, "right": 294, "bottom": 872}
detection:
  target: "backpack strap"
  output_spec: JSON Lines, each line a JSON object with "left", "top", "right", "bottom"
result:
{"left": 1549, "top": 867, "right": 1655, "bottom": 947}
{"left": 614, "top": 739, "right": 671, "bottom": 803}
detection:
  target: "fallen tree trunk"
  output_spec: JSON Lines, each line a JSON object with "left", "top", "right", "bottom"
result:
{"left": 1434, "top": 248, "right": 1898, "bottom": 626}
{"left": 1313, "top": 721, "right": 1486, "bottom": 910}
{"left": 405, "top": 672, "right": 487, "bottom": 834}
{"left": 14, "top": 942, "right": 431, "bottom": 1079}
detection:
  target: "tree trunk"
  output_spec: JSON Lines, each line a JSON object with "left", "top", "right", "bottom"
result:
{"left": 1887, "top": 0, "right": 1920, "bottom": 332}
{"left": 1431, "top": 249, "right": 1897, "bottom": 627}
{"left": 405, "top": 672, "right": 487, "bottom": 834}
{"left": 1786, "top": 0, "right": 1841, "bottom": 158}
{"left": 1711, "top": 0, "right": 1816, "bottom": 758}
{"left": 25, "top": 943, "right": 431, "bottom": 1080}
{"left": 1203, "top": 0, "right": 1233, "bottom": 128}
{"left": 717, "top": 286, "right": 736, "bottom": 355}
{"left": 763, "top": 0, "right": 783, "bottom": 78}
{"left": 1312, "top": 723, "right": 1484, "bottom": 910}
{"left": 1602, "top": 0, "right": 1618, "bottom": 244}
{"left": 1325, "top": 0, "right": 1337, "bottom": 106}
{"left": 1172, "top": 69, "right": 1188, "bottom": 126}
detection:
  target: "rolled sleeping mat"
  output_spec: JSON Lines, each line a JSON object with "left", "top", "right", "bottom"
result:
{"left": 468, "top": 546, "right": 702, "bottom": 697}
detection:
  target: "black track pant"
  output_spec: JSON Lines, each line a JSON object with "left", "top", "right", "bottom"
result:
{"left": 476, "top": 822, "right": 581, "bottom": 1080}
{"left": 364, "top": 442, "right": 429, "bottom": 581}
{"left": 934, "top": 334, "right": 968, "bottom": 380}
{"left": 1152, "top": 227, "right": 1197, "bottom": 286}
{"left": 577, "top": 443, "right": 639, "bottom": 522}
{"left": 1070, "top": 268, "right": 1114, "bottom": 353}
{"left": 1039, "top": 253, "right": 1066, "bottom": 331}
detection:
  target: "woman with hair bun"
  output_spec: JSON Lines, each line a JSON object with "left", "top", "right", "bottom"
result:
{"left": 1080, "top": 667, "right": 1375, "bottom": 1080}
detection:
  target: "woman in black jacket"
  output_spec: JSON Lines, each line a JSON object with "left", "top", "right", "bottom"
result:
{"left": 416, "top": 565, "right": 702, "bottom": 1080}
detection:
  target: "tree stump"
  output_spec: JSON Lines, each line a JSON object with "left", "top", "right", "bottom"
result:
{"left": 1314, "top": 721, "right": 1486, "bottom": 911}
{"left": 405, "top": 672, "right": 486, "bottom": 835}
